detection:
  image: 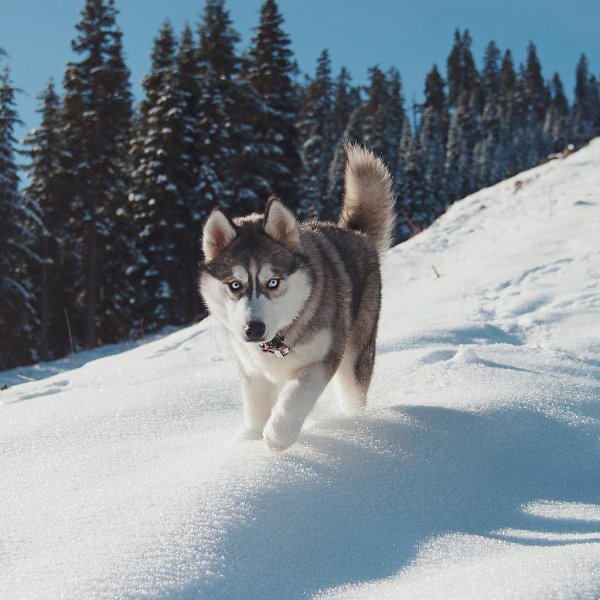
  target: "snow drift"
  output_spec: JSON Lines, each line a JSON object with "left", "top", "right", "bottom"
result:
{"left": 2, "top": 140, "right": 600, "bottom": 599}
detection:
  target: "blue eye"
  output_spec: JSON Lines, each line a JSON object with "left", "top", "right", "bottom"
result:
{"left": 229, "top": 281, "right": 241, "bottom": 291}
{"left": 267, "top": 278, "right": 279, "bottom": 289}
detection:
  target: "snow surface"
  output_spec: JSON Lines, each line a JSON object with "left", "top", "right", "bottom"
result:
{"left": 2, "top": 140, "right": 600, "bottom": 599}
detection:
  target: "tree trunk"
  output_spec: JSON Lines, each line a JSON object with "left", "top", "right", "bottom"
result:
{"left": 84, "top": 212, "right": 98, "bottom": 348}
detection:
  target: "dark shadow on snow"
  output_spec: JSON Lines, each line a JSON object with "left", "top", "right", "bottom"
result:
{"left": 167, "top": 402, "right": 600, "bottom": 599}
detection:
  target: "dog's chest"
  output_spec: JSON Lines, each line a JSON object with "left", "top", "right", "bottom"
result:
{"left": 232, "top": 327, "right": 332, "bottom": 382}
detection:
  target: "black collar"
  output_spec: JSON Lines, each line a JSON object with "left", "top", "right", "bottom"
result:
{"left": 258, "top": 334, "right": 290, "bottom": 358}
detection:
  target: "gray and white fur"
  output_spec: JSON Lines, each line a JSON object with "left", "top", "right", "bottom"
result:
{"left": 199, "top": 144, "right": 395, "bottom": 450}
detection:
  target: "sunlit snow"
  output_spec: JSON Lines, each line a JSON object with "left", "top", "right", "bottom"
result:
{"left": 2, "top": 140, "right": 600, "bottom": 599}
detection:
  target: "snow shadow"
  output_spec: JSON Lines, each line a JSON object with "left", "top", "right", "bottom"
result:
{"left": 3, "top": 378, "right": 70, "bottom": 404}
{"left": 378, "top": 323, "right": 523, "bottom": 356}
{"left": 169, "top": 403, "right": 600, "bottom": 599}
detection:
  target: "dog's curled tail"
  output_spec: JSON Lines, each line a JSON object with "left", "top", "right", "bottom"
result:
{"left": 338, "top": 143, "right": 396, "bottom": 255}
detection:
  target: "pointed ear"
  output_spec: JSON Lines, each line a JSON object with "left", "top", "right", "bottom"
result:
{"left": 202, "top": 209, "right": 236, "bottom": 263}
{"left": 263, "top": 197, "right": 300, "bottom": 250}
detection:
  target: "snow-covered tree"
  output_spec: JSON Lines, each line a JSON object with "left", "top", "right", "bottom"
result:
{"left": 243, "top": 0, "right": 301, "bottom": 210}
{"left": 544, "top": 73, "right": 570, "bottom": 152}
{"left": 324, "top": 71, "right": 363, "bottom": 216}
{"left": 362, "top": 66, "right": 404, "bottom": 169}
{"left": 386, "top": 67, "right": 406, "bottom": 164}
{"left": 497, "top": 50, "right": 522, "bottom": 176}
{"left": 571, "top": 54, "right": 599, "bottom": 146}
{"left": 481, "top": 41, "right": 501, "bottom": 102}
{"left": 418, "top": 65, "right": 448, "bottom": 213}
{"left": 518, "top": 42, "right": 551, "bottom": 165}
{"left": 445, "top": 92, "right": 478, "bottom": 201}
{"left": 331, "top": 67, "right": 361, "bottom": 142}
{"left": 523, "top": 42, "right": 549, "bottom": 124}
{"left": 297, "top": 49, "right": 335, "bottom": 219}
{"left": 196, "top": 0, "right": 243, "bottom": 212}
{"left": 22, "top": 80, "right": 69, "bottom": 361}
{"left": 446, "top": 29, "right": 479, "bottom": 108}
{"left": 472, "top": 99, "right": 504, "bottom": 189}
{"left": 129, "top": 20, "right": 185, "bottom": 328}
{"left": 61, "top": 0, "right": 135, "bottom": 348}
{"left": 396, "top": 116, "right": 428, "bottom": 241}
{"left": 0, "top": 65, "right": 41, "bottom": 368}
{"left": 325, "top": 105, "right": 365, "bottom": 214}
{"left": 176, "top": 22, "right": 207, "bottom": 319}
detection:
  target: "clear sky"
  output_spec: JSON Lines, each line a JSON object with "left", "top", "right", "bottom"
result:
{"left": 1, "top": 0, "right": 600, "bottom": 139}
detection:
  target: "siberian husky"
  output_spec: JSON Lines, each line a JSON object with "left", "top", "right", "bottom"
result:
{"left": 199, "top": 144, "right": 395, "bottom": 450}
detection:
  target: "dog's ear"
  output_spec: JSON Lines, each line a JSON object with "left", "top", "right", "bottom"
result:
{"left": 263, "top": 197, "right": 300, "bottom": 250}
{"left": 202, "top": 208, "right": 236, "bottom": 262}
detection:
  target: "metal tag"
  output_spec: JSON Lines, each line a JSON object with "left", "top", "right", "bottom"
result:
{"left": 274, "top": 345, "right": 290, "bottom": 358}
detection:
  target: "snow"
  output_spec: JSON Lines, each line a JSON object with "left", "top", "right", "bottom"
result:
{"left": 2, "top": 140, "right": 600, "bottom": 599}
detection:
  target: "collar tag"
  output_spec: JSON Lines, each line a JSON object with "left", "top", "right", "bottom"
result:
{"left": 273, "top": 345, "right": 290, "bottom": 358}
{"left": 258, "top": 335, "right": 290, "bottom": 358}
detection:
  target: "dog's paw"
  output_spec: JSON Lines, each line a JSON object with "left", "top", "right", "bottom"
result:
{"left": 262, "top": 418, "right": 299, "bottom": 452}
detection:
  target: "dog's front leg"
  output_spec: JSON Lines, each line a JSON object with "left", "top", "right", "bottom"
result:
{"left": 240, "top": 371, "right": 278, "bottom": 439}
{"left": 263, "top": 364, "right": 332, "bottom": 451}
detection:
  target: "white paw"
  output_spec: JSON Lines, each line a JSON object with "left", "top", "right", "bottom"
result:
{"left": 262, "top": 418, "right": 299, "bottom": 452}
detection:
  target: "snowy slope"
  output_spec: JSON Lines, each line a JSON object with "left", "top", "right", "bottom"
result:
{"left": 2, "top": 140, "right": 600, "bottom": 600}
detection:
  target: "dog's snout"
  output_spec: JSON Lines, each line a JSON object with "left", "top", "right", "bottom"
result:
{"left": 244, "top": 321, "right": 266, "bottom": 341}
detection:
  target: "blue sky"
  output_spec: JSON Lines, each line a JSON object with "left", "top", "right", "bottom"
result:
{"left": 1, "top": 0, "right": 599, "bottom": 139}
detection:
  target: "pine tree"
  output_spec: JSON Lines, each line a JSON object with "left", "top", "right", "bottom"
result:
{"left": 544, "top": 73, "right": 570, "bottom": 152}
{"left": 523, "top": 42, "right": 549, "bottom": 123}
{"left": 324, "top": 69, "right": 362, "bottom": 217}
{"left": 176, "top": 22, "right": 206, "bottom": 320}
{"left": 243, "top": 0, "right": 301, "bottom": 210}
{"left": 472, "top": 99, "right": 504, "bottom": 188}
{"left": 196, "top": 0, "right": 242, "bottom": 212}
{"left": 362, "top": 66, "right": 388, "bottom": 157}
{"left": 297, "top": 49, "right": 335, "bottom": 219}
{"left": 519, "top": 42, "right": 550, "bottom": 163}
{"left": 331, "top": 67, "right": 361, "bottom": 142}
{"left": 474, "top": 41, "right": 506, "bottom": 186}
{"left": 61, "top": 0, "right": 134, "bottom": 348}
{"left": 572, "top": 54, "right": 597, "bottom": 146}
{"left": 0, "top": 65, "right": 41, "bottom": 368}
{"left": 499, "top": 50, "right": 517, "bottom": 117}
{"left": 498, "top": 50, "right": 521, "bottom": 175}
{"left": 446, "top": 29, "right": 463, "bottom": 106}
{"left": 396, "top": 116, "right": 428, "bottom": 241}
{"left": 22, "top": 80, "right": 69, "bottom": 361}
{"left": 423, "top": 65, "right": 447, "bottom": 113}
{"left": 481, "top": 41, "right": 501, "bottom": 102}
{"left": 445, "top": 92, "right": 478, "bottom": 200}
{"left": 510, "top": 62, "right": 541, "bottom": 170}
{"left": 98, "top": 19, "right": 139, "bottom": 340}
{"left": 129, "top": 20, "right": 185, "bottom": 329}
{"left": 446, "top": 29, "right": 479, "bottom": 108}
{"left": 325, "top": 104, "right": 365, "bottom": 212}
{"left": 591, "top": 75, "right": 600, "bottom": 137}
{"left": 418, "top": 66, "right": 448, "bottom": 214}
{"left": 386, "top": 67, "right": 405, "bottom": 161}
{"left": 363, "top": 66, "right": 404, "bottom": 169}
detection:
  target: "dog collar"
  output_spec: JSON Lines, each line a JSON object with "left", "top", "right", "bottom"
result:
{"left": 258, "top": 334, "right": 290, "bottom": 358}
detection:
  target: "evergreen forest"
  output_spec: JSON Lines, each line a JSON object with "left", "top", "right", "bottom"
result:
{"left": 1, "top": 0, "right": 599, "bottom": 369}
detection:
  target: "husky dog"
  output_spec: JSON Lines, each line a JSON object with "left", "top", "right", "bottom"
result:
{"left": 199, "top": 145, "right": 395, "bottom": 450}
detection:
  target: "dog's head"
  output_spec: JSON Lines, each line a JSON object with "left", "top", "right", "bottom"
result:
{"left": 199, "top": 198, "right": 312, "bottom": 344}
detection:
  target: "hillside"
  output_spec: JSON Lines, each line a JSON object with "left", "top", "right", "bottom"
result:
{"left": 1, "top": 140, "right": 600, "bottom": 599}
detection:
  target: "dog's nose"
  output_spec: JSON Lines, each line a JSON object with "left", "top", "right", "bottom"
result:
{"left": 244, "top": 321, "right": 266, "bottom": 341}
